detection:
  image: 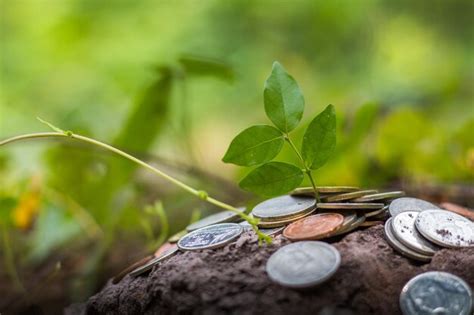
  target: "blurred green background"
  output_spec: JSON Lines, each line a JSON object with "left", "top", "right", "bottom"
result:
{"left": 0, "top": 0, "right": 473, "bottom": 312}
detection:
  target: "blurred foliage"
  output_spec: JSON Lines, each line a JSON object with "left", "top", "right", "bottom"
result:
{"left": 0, "top": 0, "right": 473, "bottom": 304}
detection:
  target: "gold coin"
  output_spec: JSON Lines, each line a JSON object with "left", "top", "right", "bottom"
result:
{"left": 365, "top": 207, "right": 387, "bottom": 218}
{"left": 168, "top": 230, "right": 187, "bottom": 243}
{"left": 360, "top": 220, "right": 384, "bottom": 227}
{"left": 257, "top": 211, "right": 313, "bottom": 228}
{"left": 317, "top": 202, "right": 385, "bottom": 210}
{"left": 353, "top": 191, "right": 405, "bottom": 202}
{"left": 323, "top": 190, "right": 378, "bottom": 202}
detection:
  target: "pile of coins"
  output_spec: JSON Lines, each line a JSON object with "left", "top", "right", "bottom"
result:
{"left": 113, "top": 186, "right": 473, "bottom": 314}
{"left": 384, "top": 197, "right": 474, "bottom": 262}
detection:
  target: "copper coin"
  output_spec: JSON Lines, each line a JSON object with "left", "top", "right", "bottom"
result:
{"left": 360, "top": 220, "right": 384, "bottom": 227}
{"left": 154, "top": 242, "right": 177, "bottom": 258}
{"left": 283, "top": 213, "right": 344, "bottom": 241}
{"left": 440, "top": 202, "right": 474, "bottom": 221}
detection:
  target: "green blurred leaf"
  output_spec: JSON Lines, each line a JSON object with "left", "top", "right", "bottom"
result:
{"left": 179, "top": 55, "right": 234, "bottom": 82}
{"left": 28, "top": 204, "right": 81, "bottom": 263}
{"left": 0, "top": 197, "right": 16, "bottom": 226}
{"left": 222, "top": 125, "right": 284, "bottom": 166}
{"left": 302, "top": 104, "right": 337, "bottom": 170}
{"left": 239, "top": 162, "right": 304, "bottom": 196}
{"left": 348, "top": 102, "right": 380, "bottom": 146}
{"left": 264, "top": 61, "right": 304, "bottom": 133}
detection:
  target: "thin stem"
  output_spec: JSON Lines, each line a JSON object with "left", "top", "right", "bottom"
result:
{"left": 284, "top": 135, "right": 321, "bottom": 203}
{"left": 1, "top": 224, "right": 26, "bottom": 293}
{"left": 0, "top": 131, "right": 272, "bottom": 243}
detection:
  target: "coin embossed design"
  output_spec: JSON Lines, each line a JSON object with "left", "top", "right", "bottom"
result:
{"left": 323, "top": 190, "right": 378, "bottom": 202}
{"left": 178, "top": 223, "right": 243, "bottom": 251}
{"left": 252, "top": 195, "right": 316, "bottom": 221}
{"left": 186, "top": 208, "right": 245, "bottom": 231}
{"left": 415, "top": 210, "right": 474, "bottom": 248}
{"left": 283, "top": 213, "right": 344, "bottom": 241}
{"left": 384, "top": 218, "right": 432, "bottom": 262}
{"left": 400, "top": 271, "right": 473, "bottom": 315}
{"left": 392, "top": 211, "right": 439, "bottom": 256}
{"left": 266, "top": 241, "right": 341, "bottom": 288}
{"left": 353, "top": 191, "right": 405, "bottom": 203}
{"left": 389, "top": 197, "right": 439, "bottom": 217}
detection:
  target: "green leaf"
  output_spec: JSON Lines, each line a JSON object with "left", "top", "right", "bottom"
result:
{"left": 264, "top": 61, "right": 304, "bottom": 132}
{"left": 222, "top": 125, "right": 284, "bottom": 166}
{"left": 239, "top": 162, "right": 304, "bottom": 196}
{"left": 302, "top": 104, "right": 337, "bottom": 170}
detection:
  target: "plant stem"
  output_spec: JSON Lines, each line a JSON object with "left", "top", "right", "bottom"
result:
{"left": 284, "top": 135, "right": 321, "bottom": 203}
{"left": 1, "top": 224, "right": 26, "bottom": 293}
{"left": 0, "top": 131, "right": 271, "bottom": 243}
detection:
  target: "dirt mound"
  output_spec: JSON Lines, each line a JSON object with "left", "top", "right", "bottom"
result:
{"left": 69, "top": 225, "right": 474, "bottom": 315}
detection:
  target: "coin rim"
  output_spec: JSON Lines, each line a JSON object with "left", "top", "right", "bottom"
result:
{"left": 130, "top": 247, "right": 178, "bottom": 277}
{"left": 353, "top": 191, "right": 405, "bottom": 202}
{"left": 415, "top": 209, "right": 474, "bottom": 248}
{"left": 323, "top": 190, "right": 378, "bottom": 202}
{"left": 399, "top": 271, "right": 473, "bottom": 315}
{"left": 384, "top": 218, "right": 432, "bottom": 262}
{"left": 317, "top": 202, "right": 385, "bottom": 210}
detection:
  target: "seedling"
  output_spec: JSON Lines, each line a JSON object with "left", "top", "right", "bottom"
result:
{"left": 0, "top": 62, "right": 336, "bottom": 245}
{"left": 223, "top": 61, "right": 337, "bottom": 202}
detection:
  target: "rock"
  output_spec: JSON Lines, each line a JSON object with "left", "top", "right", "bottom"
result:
{"left": 68, "top": 226, "right": 474, "bottom": 315}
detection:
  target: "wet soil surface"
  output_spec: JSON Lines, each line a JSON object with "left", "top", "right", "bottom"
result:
{"left": 68, "top": 225, "right": 474, "bottom": 315}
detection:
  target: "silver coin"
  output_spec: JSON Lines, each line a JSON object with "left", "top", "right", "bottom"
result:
{"left": 353, "top": 191, "right": 405, "bottom": 203}
{"left": 178, "top": 223, "right": 243, "bottom": 251}
{"left": 322, "top": 190, "right": 378, "bottom": 202}
{"left": 391, "top": 211, "right": 439, "bottom": 256}
{"left": 365, "top": 207, "right": 387, "bottom": 218}
{"left": 400, "top": 271, "right": 473, "bottom": 315}
{"left": 384, "top": 218, "right": 432, "bottom": 262}
{"left": 266, "top": 241, "right": 340, "bottom": 288}
{"left": 252, "top": 195, "right": 316, "bottom": 220}
{"left": 186, "top": 207, "right": 245, "bottom": 231}
{"left": 332, "top": 214, "right": 364, "bottom": 236}
{"left": 317, "top": 202, "right": 384, "bottom": 210}
{"left": 389, "top": 197, "right": 439, "bottom": 217}
{"left": 130, "top": 246, "right": 178, "bottom": 277}
{"left": 415, "top": 210, "right": 474, "bottom": 248}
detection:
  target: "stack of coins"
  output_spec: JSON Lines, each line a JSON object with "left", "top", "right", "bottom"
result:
{"left": 384, "top": 197, "right": 474, "bottom": 261}
{"left": 289, "top": 186, "right": 405, "bottom": 238}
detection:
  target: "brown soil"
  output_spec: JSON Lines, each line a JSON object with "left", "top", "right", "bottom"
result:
{"left": 67, "top": 225, "right": 474, "bottom": 315}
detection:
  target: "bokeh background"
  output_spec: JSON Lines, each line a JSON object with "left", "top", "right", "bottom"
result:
{"left": 1, "top": 0, "right": 473, "bottom": 312}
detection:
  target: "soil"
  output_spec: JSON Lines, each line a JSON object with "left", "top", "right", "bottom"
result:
{"left": 66, "top": 225, "right": 474, "bottom": 315}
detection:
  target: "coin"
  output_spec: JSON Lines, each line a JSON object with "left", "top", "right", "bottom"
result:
{"left": 353, "top": 191, "right": 405, "bottom": 203}
{"left": 266, "top": 241, "right": 341, "bottom": 288}
{"left": 389, "top": 197, "right": 439, "bottom": 217}
{"left": 240, "top": 221, "right": 285, "bottom": 236}
{"left": 168, "top": 230, "right": 187, "bottom": 243}
{"left": 130, "top": 246, "right": 178, "bottom": 277}
{"left": 365, "top": 207, "right": 387, "bottom": 218}
{"left": 359, "top": 220, "right": 384, "bottom": 227}
{"left": 317, "top": 202, "right": 384, "bottom": 210}
{"left": 257, "top": 211, "right": 313, "bottom": 228}
{"left": 177, "top": 223, "right": 243, "bottom": 251}
{"left": 186, "top": 208, "right": 245, "bottom": 231}
{"left": 154, "top": 242, "right": 177, "bottom": 258}
{"left": 383, "top": 218, "right": 432, "bottom": 262}
{"left": 283, "top": 213, "right": 344, "bottom": 241}
{"left": 332, "top": 214, "right": 366, "bottom": 236}
{"left": 400, "top": 271, "right": 473, "bottom": 315}
{"left": 112, "top": 255, "right": 154, "bottom": 284}
{"left": 252, "top": 195, "right": 316, "bottom": 221}
{"left": 391, "top": 211, "right": 439, "bottom": 256}
{"left": 322, "top": 190, "right": 378, "bottom": 202}
{"left": 440, "top": 202, "right": 474, "bottom": 221}
{"left": 291, "top": 186, "right": 359, "bottom": 196}
{"left": 415, "top": 210, "right": 474, "bottom": 248}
